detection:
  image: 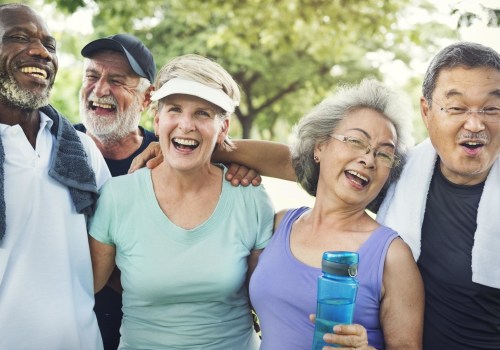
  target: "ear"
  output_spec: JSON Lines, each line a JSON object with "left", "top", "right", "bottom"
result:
{"left": 420, "top": 96, "right": 432, "bottom": 130}
{"left": 153, "top": 111, "right": 160, "bottom": 137}
{"left": 142, "top": 85, "right": 155, "bottom": 110}
{"left": 313, "top": 142, "right": 324, "bottom": 162}
{"left": 217, "top": 119, "right": 230, "bottom": 145}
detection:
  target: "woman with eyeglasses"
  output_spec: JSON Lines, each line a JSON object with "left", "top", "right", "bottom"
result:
{"left": 216, "top": 79, "right": 424, "bottom": 349}
{"left": 129, "top": 79, "right": 424, "bottom": 349}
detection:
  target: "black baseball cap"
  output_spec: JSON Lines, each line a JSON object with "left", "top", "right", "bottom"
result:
{"left": 81, "top": 33, "right": 156, "bottom": 83}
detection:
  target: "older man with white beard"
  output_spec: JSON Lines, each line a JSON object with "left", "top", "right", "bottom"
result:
{"left": 76, "top": 34, "right": 158, "bottom": 178}
{"left": 74, "top": 34, "right": 158, "bottom": 350}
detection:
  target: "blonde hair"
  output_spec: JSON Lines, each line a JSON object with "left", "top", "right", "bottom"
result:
{"left": 153, "top": 54, "right": 240, "bottom": 150}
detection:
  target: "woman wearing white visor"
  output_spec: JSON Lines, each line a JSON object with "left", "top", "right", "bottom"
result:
{"left": 88, "top": 54, "right": 274, "bottom": 349}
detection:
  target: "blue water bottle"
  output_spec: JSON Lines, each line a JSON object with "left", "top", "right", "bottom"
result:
{"left": 312, "top": 251, "right": 359, "bottom": 349}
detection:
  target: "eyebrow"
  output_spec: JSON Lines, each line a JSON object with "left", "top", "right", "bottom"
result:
{"left": 491, "top": 89, "right": 500, "bottom": 98}
{"left": 164, "top": 99, "right": 217, "bottom": 112}
{"left": 85, "top": 67, "right": 128, "bottom": 80}
{"left": 5, "top": 26, "right": 56, "bottom": 44}
{"left": 346, "top": 128, "right": 395, "bottom": 148}
{"left": 444, "top": 89, "right": 500, "bottom": 99}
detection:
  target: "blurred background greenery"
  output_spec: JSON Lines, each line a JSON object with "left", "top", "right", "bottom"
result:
{"left": 7, "top": 0, "right": 500, "bottom": 145}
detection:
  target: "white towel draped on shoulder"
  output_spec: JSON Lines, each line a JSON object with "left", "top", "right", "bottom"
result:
{"left": 377, "top": 138, "right": 500, "bottom": 289}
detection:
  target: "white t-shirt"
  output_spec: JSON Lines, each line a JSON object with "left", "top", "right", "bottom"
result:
{"left": 0, "top": 112, "right": 110, "bottom": 350}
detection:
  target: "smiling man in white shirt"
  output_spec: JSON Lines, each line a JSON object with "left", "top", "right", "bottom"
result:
{"left": 0, "top": 4, "right": 110, "bottom": 349}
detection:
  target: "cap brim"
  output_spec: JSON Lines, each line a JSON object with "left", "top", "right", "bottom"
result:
{"left": 151, "top": 78, "right": 236, "bottom": 113}
{"left": 81, "top": 38, "right": 148, "bottom": 80}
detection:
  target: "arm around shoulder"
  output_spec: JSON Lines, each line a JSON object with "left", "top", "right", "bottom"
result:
{"left": 213, "top": 139, "right": 296, "bottom": 181}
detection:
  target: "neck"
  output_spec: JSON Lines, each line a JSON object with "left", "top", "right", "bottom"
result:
{"left": 88, "top": 127, "right": 143, "bottom": 160}
{"left": 0, "top": 103, "right": 40, "bottom": 148}
{"left": 310, "top": 193, "right": 377, "bottom": 233}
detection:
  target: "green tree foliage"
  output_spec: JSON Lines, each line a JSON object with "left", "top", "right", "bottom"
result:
{"left": 47, "top": 0, "right": 453, "bottom": 140}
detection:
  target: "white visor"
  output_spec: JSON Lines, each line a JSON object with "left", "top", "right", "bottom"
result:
{"left": 151, "top": 78, "right": 236, "bottom": 113}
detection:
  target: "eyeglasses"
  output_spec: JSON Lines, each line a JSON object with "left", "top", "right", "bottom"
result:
{"left": 331, "top": 134, "right": 399, "bottom": 168}
{"left": 430, "top": 100, "right": 500, "bottom": 123}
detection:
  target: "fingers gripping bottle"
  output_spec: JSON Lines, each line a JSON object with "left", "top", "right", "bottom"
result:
{"left": 312, "top": 251, "right": 359, "bottom": 349}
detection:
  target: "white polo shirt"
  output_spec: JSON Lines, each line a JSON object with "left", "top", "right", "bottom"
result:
{"left": 0, "top": 112, "right": 110, "bottom": 350}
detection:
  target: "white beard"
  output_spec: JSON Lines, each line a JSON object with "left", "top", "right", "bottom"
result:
{"left": 0, "top": 72, "right": 51, "bottom": 110}
{"left": 80, "top": 90, "right": 142, "bottom": 144}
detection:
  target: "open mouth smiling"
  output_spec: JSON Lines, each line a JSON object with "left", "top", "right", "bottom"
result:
{"left": 345, "top": 170, "right": 369, "bottom": 187}
{"left": 172, "top": 137, "right": 199, "bottom": 150}
{"left": 88, "top": 101, "right": 117, "bottom": 112}
{"left": 460, "top": 140, "right": 484, "bottom": 150}
{"left": 20, "top": 66, "right": 48, "bottom": 80}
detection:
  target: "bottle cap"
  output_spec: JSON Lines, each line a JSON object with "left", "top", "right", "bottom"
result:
{"left": 322, "top": 251, "right": 358, "bottom": 277}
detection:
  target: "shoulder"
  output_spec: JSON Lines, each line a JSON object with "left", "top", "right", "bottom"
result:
{"left": 101, "top": 168, "right": 149, "bottom": 198}
{"left": 385, "top": 236, "right": 415, "bottom": 266}
{"left": 140, "top": 126, "right": 158, "bottom": 143}
{"left": 273, "top": 209, "right": 288, "bottom": 231}
{"left": 76, "top": 130, "right": 102, "bottom": 163}
{"left": 73, "top": 123, "right": 86, "bottom": 133}
{"left": 76, "top": 131, "right": 111, "bottom": 187}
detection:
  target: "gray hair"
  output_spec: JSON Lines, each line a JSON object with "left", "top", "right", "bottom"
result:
{"left": 82, "top": 57, "right": 152, "bottom": 94}
{"left": 423, "top": 42, "right": 500, "bottom": 104}
{"left": 290, "top": 78, "right": 414, "bottom": 211}
{"left": 153, "top": 54, "right": 240, "bottom": 151}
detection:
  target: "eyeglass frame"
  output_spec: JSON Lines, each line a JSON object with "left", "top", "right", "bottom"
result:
{"left": 330, "top": 134, "right": 399, "bottom": 168}
{"left": 428, "top": 99, "right": 500, "bottom": 122}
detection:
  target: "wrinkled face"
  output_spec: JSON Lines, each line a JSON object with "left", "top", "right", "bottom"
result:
{"left": 314, "top": 108, "right": 397, "bottom": 209}
{"left": 154, "top": 93, "right": 228, "bottom": 173}
{"left": 79, "top": 50, "right": 148, "bottom": 142}
{"left": 0, "top": 5, "right": 58, "bottom": 109}
{"left": 422, "top": 66, "right": 500, "bottom": 185}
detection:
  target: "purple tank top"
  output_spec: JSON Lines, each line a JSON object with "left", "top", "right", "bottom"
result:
{"left": 249, "top": 207, "right": 398, "bottom": 350}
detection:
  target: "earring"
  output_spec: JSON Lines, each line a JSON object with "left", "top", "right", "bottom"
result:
{"left": 314, "top": 155, "right": 319, "bottom": 163}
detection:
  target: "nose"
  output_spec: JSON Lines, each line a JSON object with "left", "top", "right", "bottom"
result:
{"left": 463, "top": 112, "right": 486, "bottom": 133}
{"left": 359, "top": 151, "right": 376, "bottom": 168}
{"left": 93, "top": 78, "right": 111, "bottom": 98}
{"left": 178, "top": 112, "right": 195, "bottom": 133}
{"left": 28, "top": 41, "right": 52, "bottom": 61}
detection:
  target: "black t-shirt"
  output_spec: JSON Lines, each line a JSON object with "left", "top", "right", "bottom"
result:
{"left": 74, "top": 123, "right": 158, "bottom": 176}
{"left": 418, "top": 163, "right": 500, "bottom": 349}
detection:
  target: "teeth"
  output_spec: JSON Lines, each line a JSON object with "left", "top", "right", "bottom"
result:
{"left": 21, "top": 66, "right": 47, "bottom": 79}
{"left": 346, "top": 170, "right": 368, "bottom": 182}
{"left": 465, "top": 142, "right": 481, "bottom": 146}
{"left": 173, "top": 138, "right": 199, "bottom": 146}
{"left": 92, "top": 102, "right": 114, "bottom": 109}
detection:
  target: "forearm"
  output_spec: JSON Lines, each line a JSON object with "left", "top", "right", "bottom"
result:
{"left": 89, "top": 235, "right": 117, "bottom": 293}
{"left": 213, "top": 139, "right": 296, "bottom": 181}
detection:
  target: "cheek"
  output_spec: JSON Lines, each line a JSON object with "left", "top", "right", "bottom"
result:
{"left": 80, "top": 83, "right": 93, "bottom": 97}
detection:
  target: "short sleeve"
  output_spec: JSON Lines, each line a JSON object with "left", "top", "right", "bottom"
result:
{"left": 88, "top": 181, "right": 116, "bottom": 246}
{"left": 249, "top": 184, "right": 275, "bottom": 250}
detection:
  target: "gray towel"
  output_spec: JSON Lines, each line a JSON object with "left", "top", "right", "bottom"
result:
{"left": 0, "top": 105, "right": 99, "bottom": 240}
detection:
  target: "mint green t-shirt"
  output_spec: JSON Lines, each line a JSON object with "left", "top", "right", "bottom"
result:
{"left": 89, "top": 167, "right": 274, "bottom": 350}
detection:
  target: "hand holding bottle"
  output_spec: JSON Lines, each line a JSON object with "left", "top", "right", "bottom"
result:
{"left": 309, "top": 316, "right": 376, "bottom": 350}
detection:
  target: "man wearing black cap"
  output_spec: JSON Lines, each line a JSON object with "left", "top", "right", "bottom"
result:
{"left": 76, "top": 34, "right": 158, "bottom": 350}
{"left": 77, "top": 34, "right": 158, "bottom": 177}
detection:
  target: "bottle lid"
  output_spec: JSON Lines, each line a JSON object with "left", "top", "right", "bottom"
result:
{"left": 322, "top": 251, "right": 358, "bottom": 277}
